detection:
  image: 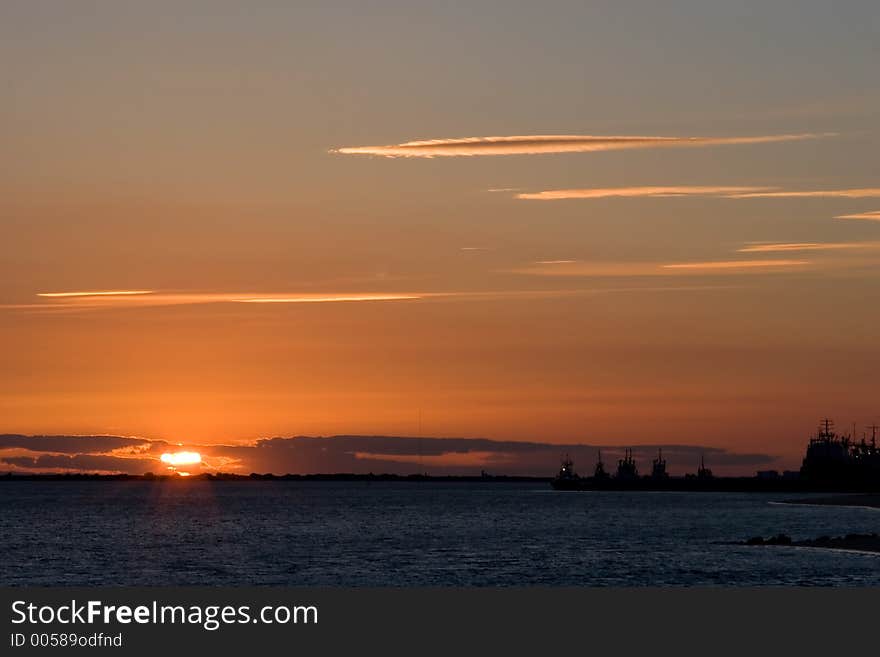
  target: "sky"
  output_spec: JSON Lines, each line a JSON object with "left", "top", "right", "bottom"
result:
{"left": 1, "top": 1, "right": 879, "bottom": 475}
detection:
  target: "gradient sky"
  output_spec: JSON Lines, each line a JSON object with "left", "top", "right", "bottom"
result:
{"left": 2, "top": 1, "right": 879, "bottom": 474}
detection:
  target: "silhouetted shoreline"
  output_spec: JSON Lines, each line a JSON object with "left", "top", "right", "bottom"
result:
{"left": 743, "top": 494, "right": 880, "bottom": 556}
{"left": 0, "top": 472, "right": 551, "bottom": 483}
{"left": 781, "top": 493, "right": 880, "bottom": 509}
{"left": 743, "top": 532, "right": 880, "bottom": 554}
{"left": 4, "top": 472, "right": 880, "bottom": 494}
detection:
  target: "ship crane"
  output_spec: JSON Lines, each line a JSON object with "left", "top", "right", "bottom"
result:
{"left": 867, "top": 424, "right": 879, "bottom": 450}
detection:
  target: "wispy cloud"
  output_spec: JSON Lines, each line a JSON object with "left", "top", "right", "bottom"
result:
{"left": 835, "top": 210, "right": 880, "bottom": 221}
{"left": 737, "top": 242, "right": 877, "bottom": 253}
{"left": 661, "top": 259, "right": 810, "bottom": 270}
{"left": 36, "top": 290, "right": 154, "bottom": 298}
{"left": 512, "top": 186, "right": 880, "bottom": 201}
{"left": 236, "top": 295, "right": 421, "bottom": 304}
{"left": 22, "top": 291, "right": 425, "bottom": 312}
{"left": 509, "top": 259, "right": 811, "bottom": 277}
{"left": 333, "top": 133, "right": 828, "bottom": 158}
{"left": 730, "top": 188, "right": 880, "bottom": 199}
{"left": 737, "top": 242, "right": 880, "bottom": 253}
{"left": 517, "top": 186, "right": 770, "bottom": 200}
{"left": 5, "top": 286, "right": 754, "bottom": 314}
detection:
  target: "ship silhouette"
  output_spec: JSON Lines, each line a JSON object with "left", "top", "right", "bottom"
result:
{"left": 552, "top": 418, "right": 880, "bottom": 492}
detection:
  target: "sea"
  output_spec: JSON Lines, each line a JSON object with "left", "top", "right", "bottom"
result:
{"left": 2, "top": 481, "right": 879, "bottom": 586}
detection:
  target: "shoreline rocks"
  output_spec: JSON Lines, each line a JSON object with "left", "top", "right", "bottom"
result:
{"left": 743, "top": 532, "right": 880, "bottom": 553}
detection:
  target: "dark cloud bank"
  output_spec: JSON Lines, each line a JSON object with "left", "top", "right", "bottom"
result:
{"left": 0, "top": 434, "right": 776, "bottom": 477}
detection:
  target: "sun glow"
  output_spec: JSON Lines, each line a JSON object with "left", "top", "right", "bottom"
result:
{"left": 160, "top": 451, "right": 202, "bottom": 466}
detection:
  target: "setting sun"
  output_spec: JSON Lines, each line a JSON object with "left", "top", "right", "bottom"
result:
{"left": 160, "top": 452, "right": 202, "bottom": 467}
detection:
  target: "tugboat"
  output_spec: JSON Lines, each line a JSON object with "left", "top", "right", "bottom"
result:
{"left": 551, "top": 454, "right": 581, "bottom": 490}
{"left": 549, "top": 418, "right": 880, "bottom": 492}
{"left": 651, "top": 448, "right": 668, "bottom": 480}
{"left": 616, "top": 448, "right": 639, "bottom": 481}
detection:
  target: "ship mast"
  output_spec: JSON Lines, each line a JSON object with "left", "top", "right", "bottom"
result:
{"left": 868, "top": 424, "right": 879, "bottom": 450}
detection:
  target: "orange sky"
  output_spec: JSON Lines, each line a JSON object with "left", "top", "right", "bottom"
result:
{"left": 2, "top": 2, "right": 879, "bottom": 473}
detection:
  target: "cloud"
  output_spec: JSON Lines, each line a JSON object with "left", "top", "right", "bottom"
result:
{"left": 36, "top": 290, "right": 154, "bottom": 298}
{"left": 517, "top": 186, "right": 771, "bottom": 200}
{"left": 661, "top": 259, "right": 810, "bottom": 270}
{"left": 737, "top": 242, "right": 877, "bottom": 253}
{"left": 835, "top": 210, "right": 880, "bottom": 221}
{"left": 236, "top": 295, "right": 421, "bottom": 304}
{"left": 7, "top": 286, "right": 749, "bottom": 314}
{"left": 0, "top": 434, "right": 173, "bottom": 474}
{"left": 0, "top": 434, "right": 776, "bottom": 476}
{"left": 730, "top": 188, "right": 880, "bottom": 199}
{"left": 507, "top": 259, "right": 809, "bottom": 277}
{"left": 20, "top": 291, "right": 426, "bottom": 312}
{"left": 333, "top": 133, "right": 828, "bottom": 158}
{"left": 0, "top": 434, "right": 151, "bottom": 453}
{"left": 2, "top": 453, "right": 156, "bottom": 473}
{"left": 511, "top": 186, "right": 880, "bottom": 202}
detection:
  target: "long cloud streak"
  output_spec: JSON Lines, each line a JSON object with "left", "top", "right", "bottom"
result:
{"left": 29, "top": 291, "right": 424, "bottom": 309}
{"left": 662, "top": 259, "right": 810, "bottom": 270}
{"left": 515, "top": 186, "right": 880, "bottom": 201}
{"left": 507, "top": 260, "right": 811, "bottom": 277}
{"left": 730, "top": 188, "right": 880, "bottom": 199}
{"left": 333, "top": 133, "right": 828, "bottom": 158}
{"left": 3, "top": 286, "right": 746, "bottom": 313}
{"left": 36, "top": 290, "right": 154, "bottom": 298}
{"left": 737, "top": 242, "right": 878, "bottom": 253}
{"left": 835, "top": 210, "right": 880, "bottom": 221}
{"left": 517, "top": 186, "right": 770, "bottom": 200}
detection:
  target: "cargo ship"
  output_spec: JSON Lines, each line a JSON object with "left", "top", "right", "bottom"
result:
{"left": 551, "top": 419, "right": 880, "bottom": 493}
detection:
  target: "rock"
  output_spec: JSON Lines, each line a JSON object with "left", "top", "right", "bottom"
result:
{"left": 744, "top": 533, "right": 791, "bottom": 546}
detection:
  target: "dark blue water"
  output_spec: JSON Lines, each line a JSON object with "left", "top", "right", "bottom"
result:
{"left": 2, "top": 482, "right": 879, "bottom": 586}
